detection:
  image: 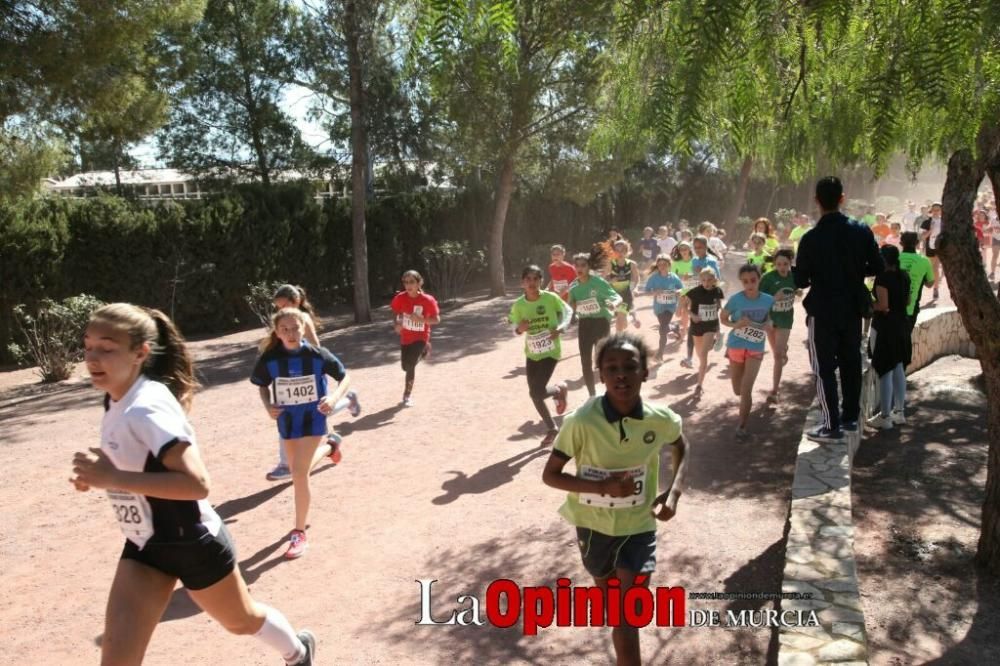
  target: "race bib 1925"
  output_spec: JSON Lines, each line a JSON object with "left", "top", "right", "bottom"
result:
{"left": 526, "top": 330, "right": 556, "bottom": 355}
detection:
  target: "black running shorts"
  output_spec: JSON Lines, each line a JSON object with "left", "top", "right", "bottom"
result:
{"left": 121, "top": 524, "right": 237, "bottom": 591}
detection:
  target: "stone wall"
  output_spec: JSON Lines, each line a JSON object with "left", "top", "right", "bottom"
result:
{"left": 908, "top": 307, "right": 976, "bottom": 373}
{"left": 777, "top": 307, "right": 975, "bottom": 665}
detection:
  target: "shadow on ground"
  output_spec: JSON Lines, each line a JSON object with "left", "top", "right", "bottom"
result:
{"left": 852, "top": 362, "right": 1000, "bottom": 664}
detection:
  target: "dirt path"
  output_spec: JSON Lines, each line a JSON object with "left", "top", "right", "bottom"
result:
{"left": 853, "top": 356, "right": 1000, "bottom": 665}
{"left": 1, "top": 260, "right": 956, "bottom": 665}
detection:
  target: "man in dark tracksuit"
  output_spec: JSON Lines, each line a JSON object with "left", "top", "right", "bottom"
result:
{"left": 794, "top": 177, "right": 883, "bottom": 441}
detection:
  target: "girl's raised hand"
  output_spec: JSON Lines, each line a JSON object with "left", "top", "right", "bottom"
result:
{"left": 72, "top": 448, "right": 118, "bottom": 490}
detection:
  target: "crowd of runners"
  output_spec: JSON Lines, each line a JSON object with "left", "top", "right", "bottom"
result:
{"left": 66, "top": 178, "right": 997, "bottom": 665}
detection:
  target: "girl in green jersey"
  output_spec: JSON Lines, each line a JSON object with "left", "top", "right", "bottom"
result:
{"left": 568, "top": 247, "right": 623, "bottom": 397}
{"left": 510, "top": 265, "right": 572, "bottom": 445}
{"left": 759, "top": 249, "right": 797, "bottom": 403}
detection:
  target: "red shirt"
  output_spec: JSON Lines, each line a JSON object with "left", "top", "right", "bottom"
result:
{"left": 974, "top": 220, "right": 988, "bottom": 245}
{"left": 548, "top": 261, "right": 577, "bottom": 300}
{"left": 391, "top": 291, "right": 439, "bottom": 345}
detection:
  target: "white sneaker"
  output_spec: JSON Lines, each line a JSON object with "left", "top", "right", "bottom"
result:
{"left": 866, "top": 414, "right": 893, "bottom": 431}
{"left": 679, "top": 357, "right": 694, "bottom": 369}
{"left": 890, "top": 410, "right": 906, "bottom": 425}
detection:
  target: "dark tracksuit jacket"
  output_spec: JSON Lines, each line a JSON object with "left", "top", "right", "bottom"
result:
{"left": 794, "top": 211, "right": 883, "bottom": 429}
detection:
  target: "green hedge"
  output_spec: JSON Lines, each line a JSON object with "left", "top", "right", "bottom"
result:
{"left": 2, "top": 179, "right": 734, "bottom": 364}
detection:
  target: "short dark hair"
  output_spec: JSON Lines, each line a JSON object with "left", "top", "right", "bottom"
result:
{"left": 595, "top": 331, "right": 652, "bottom": 375}
{"left": 880, "top": 244, "right": 900, "bottom": 269}
{"left": 900, "top": 231, "right": 919, "bottom": 252}
{"left": 774, "top": 248, "right": 795, "bottom": 263}
{"left": 739, "top": 263, "right": 762, "bottom": 278}
{"left": 521, "top": 264, "right": 543, "bottom": 280}
{"left": 815, "top": 176, "right": 844, "bottom": 211}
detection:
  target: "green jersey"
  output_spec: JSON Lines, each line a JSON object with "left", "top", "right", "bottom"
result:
{"left": 673, "top": 259, "right": 696, "bottom": 293}
{"left": 509, "top": 291, "right": 572, "bottom": 361}
{"left": 899, "top": 251, "right": 934, "bottom": 315}
{"left": 554, "top": 396, "right": 683, "bottom": 536}
{"left": 788, "top": 225, "right": 809, "bottom": 249}
{"left": 568, "top": 275, "right": 621, "bottom": 320}
{"left": 759, "top": 269, "right": 796, "bottom": 329}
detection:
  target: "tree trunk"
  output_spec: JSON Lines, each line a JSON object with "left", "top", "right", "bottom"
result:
{"left": 113, "top": 140, "right": 122, "bottom": 196}
{"left": 344, "top": 0, "right": 371, "bottom": 322}
{"left": 939, "top": 133, "right": 1000, "bottom": 575}
{"left": 725, "top": 155, "right": 754, "bottom": 227}
{"left": 489, "top": 154, "right": 516, "bottom": 297}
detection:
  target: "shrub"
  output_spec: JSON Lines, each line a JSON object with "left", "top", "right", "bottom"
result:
{"left": 8, "top": 294, "right": 105, "bottom": 382}
{"left": 244, "top": 280, "right": 284, "bottom": 330}
{"left": 420, "top": 241, "right": 485, "bottom": 303}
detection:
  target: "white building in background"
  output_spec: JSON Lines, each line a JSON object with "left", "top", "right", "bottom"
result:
{"left": 42, "top": 164, "right": 452, "bottom": 201}
{"left": 42, "top": 169, "right": 202, "bottom": 200}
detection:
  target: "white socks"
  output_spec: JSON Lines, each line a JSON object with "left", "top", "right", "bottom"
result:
{"left": 253, "top": 605, "right": 305, "bottom": 664}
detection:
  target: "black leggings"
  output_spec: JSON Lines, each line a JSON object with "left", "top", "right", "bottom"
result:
{"left": 526, "top": 357, "right": 559, "bottom": 430}
{"left": 578, "top": 317, "right": 611, "bottom": 395}
{"left": 655, "top": 310, "right": 675, "bottom": 355}
{"left": 401, "top": 341, "right": 426, "bottom": 385}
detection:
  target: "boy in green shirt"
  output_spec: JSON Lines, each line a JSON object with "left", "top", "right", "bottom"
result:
{"left": 543, "top": 332, "right": 689, "bottom": 666}
{"left": 510, "top": 265, "right": 573, "bottom": 445}
{"left": 898, "top": 231, "right": 934, "bottom": 331}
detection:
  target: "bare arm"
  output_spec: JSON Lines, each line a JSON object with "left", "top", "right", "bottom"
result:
{"left": 542, "top": 453, "right": 636, "bottom": 497}
{"left": 71, "top": 441, "right": 211, "bottom": 500}
{"left": 653, "top": 434, "right": 688, "bottom": 520}
{"left": 874, "top": 285, "right": 889, "bottom": 313}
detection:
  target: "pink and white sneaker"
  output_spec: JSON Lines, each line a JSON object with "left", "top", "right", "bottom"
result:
{"left": 285, "top": 530, "right": 308, "bottom": 559}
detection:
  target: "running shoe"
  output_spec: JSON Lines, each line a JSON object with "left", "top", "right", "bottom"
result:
{"left": 735, "top": 426, "right": 749, "bottom": 440}
{"left": 766, "top": 391, "right": 779, "bottom": 404}
{"left": 541, "top": 429, "right": 559, "bottom": 446}
{"left": 285, "top": 530, "right": 308, "bottom": 559}
{"left": 679, "top": 357, "right": 694, "bottom": 369}
{"left": 806, "top": 426, "right": 844, "bottom": 443}
{"left": 266, "top": 463, "right": 291, "bottom": 482}
{"left": 347, "top": 390, "right": 362, "bottom": 417}
{"left": 554, "top": 383, "right": 569, "bottom": 415}
{"left": 293, "top": 630, "right": 316, "bottom": 665}
{"left": 841, "top": 421, "right": 859, "bottom": 433}
{"left": 890, "top": 410, "right": 906, "bottom": 425}
{"left": 327, "top": 432, "right": 343, "bottom": 465}
{"left": 866, "top": 414, "right": 893, "bottom": 431}
{"left": 402, "top": 394, "right": 412, "bottom": 407}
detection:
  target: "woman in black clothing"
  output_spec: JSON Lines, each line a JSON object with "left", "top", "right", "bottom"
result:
{"left": 867, "top": 245, "right": 911, "bottom": 431}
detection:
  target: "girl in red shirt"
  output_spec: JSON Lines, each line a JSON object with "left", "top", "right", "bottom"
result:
{"left": 390, "top": 270, "right": 441, "bottom": 406}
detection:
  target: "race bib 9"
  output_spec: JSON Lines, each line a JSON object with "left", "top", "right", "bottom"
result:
{"left": 577, "top": 298, "right": 600, "bottom": 316}
{"left": 107, "top": 489, "right": 154, "bottom": 543}
{"left": 275, "top": 375, "right": 318, "bottom": 406}
{"left": 734, "top": 325, "right": 767, "bottom": 345}
{"left": 698, "top": 304, "right": 718, "bottom": 321}
{"left": 577, "top": 465, "right": 647, "bottom": 509}
{"left": 526, "top": 330, "right": 556, "bottom": 355}
{"left": 655, "top": 291, "right": 678, "bottom": 305}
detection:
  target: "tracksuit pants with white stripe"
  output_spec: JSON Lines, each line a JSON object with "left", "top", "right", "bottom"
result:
{"left": 807, "top": 315, "right": 863, "bottom": 431}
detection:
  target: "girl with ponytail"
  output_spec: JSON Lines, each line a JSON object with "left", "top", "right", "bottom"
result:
{"left": 72, "top": 303, "right": 317, "bottom": 666}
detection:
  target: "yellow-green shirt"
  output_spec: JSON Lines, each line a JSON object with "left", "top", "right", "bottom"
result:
{"left": 553, "top": 396, "right": 683, "bottom": 536}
